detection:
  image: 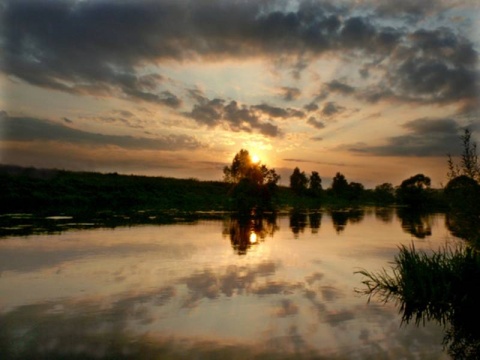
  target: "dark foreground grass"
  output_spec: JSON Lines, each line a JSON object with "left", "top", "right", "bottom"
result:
{"left": 357, "top": 243, "right": 480, "bottom": 358}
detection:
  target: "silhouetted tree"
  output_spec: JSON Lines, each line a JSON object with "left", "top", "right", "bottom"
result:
{"left": 331, "top": 172, "right": 349, "bottom": 198}
{"left": 290, "top": 167, "right": 308, "bottom": 195}
{"left": 224, "top": 149, "right": 280, "bottom": 213}
{"left": 348, "top": 181, "right": 364, "bottom": 201}
{"left": 223, "top": 149, "right": 252, "bottom": 183}
{"left": 396, "top": 174, "right": 432, "bottom": 208}
{"left": 309, "top": 171, "right": 322, "bottom": 197}
{"left": 448, "top": 128, "right": 480, "bottom": 182}
{"left": 445, "top": 176, "right": 480, "bottom": 208}
{"left": 373, "top": 183, "right": 395, "bottom": 204}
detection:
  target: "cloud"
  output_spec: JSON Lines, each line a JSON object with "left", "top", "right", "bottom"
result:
{"left": 307, "top": 117, "right": 325, "bottom": 129}
{"left": 347, "top": 117, "right": 464, "bottom": 156}
{"left": 304, "top": 102, "right": 319, "bottom": 112}
{"left": 321, "top": 101, "right": 345, "bottom": 117}
{"left": 325, "top": 80, "right": 356, "bottom": 95}
{"left": 1, "top": 114, "right": 203, "bottom": 151}
{"left": 184, "top": 96, "right": 283, "bottom": 137}
{"left": 274, "top": 299, "right": 299, "bottom": 317}
{"left": 1, "top": 0, "right": 477, "bottom": 116}
{"left": 253, "top": 104, "right": 305, "bottom": 119}
{"left": 280, "top": 87, "right": 301, "bottom": 101}
{"left": 371, "top": 0, "right": 442, "bottom": 22}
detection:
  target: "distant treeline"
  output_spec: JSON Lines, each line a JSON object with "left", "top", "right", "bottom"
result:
{"left": 1, "top": 164, "right": 446, "bottom": 214}
{"left": 0, "top": 165, "right": 230, "bottom": 213}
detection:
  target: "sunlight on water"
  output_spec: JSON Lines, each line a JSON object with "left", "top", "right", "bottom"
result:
{"left": 0, "top": 208, "right": 455, "bottom": 359}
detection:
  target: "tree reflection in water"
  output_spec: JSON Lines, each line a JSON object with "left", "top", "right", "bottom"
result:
{"left": 329, "top": 208, "right": 364, "bottom": 234}
{"left": 288, "top": 210, "right": 322, "bottom": 237}
{"left": 396, "top": 207, "right": 433, "bottom": 239}
{"left": 223, "top": 214, "right": 277, "bottom": 255}
{"left": 358, "top": 211, "right": 480, "bottom": 359}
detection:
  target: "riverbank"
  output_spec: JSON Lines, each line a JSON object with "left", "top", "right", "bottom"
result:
{"left": 1, "top": 164, "right": 445, "bottom": 215}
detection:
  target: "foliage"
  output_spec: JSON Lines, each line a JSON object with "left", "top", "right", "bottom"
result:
{"left": 331, "top": 172, "right": 349, "bottom": 197}
{"left": 309, "top": 171, "right": 322, "bottom": 197}
{"left": 223, "top": 149, "right": 280, "bottom": 213}
{"left": 289, "top": 167, "right": 308, "bottom": 195}
{"left": 396, "top": 173, "right": 432, "bottom": 208}
{"left": 373, "top": 183, "right": 395, "bottom": 204}
{"left": 357, "top": 243, "right": 480, "bottom": 359}
{"left": 0, "top": 165, "right": 230, "bottom": 214}
{"left": 448, "top": 129, "right": 480, "bottom": 182}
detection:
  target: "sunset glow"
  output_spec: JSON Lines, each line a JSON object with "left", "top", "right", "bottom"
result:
{"left": 0, "top": 0, "right": 478, "bottom": 187}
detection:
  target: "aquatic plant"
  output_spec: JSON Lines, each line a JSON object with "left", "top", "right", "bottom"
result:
{"left": 357, "top": 243, "right": 480, "bottom": 358}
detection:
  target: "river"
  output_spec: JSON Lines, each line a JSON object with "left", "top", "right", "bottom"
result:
{"left": 0, "top": 207, "right": 457, "bottom": 359}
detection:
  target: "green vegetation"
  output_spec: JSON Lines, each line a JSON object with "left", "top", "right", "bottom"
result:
{"left": 357, "top": 244, "right": 480, "bottom": 359}
{"left": 1, "top": 128, "right": 478, "bottom": 216}
{"left": 0, "top": 165, "right": 230, "bottom": 214}
{"left": 356, "top": 128, "right": 480, "bottom": 359}
{"left": 223, "top": 149, "right": 280, "bottom": 214}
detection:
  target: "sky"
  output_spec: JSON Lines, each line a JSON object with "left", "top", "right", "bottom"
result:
{"left": 1, "top": 0, "right": 479, "bottom": 188}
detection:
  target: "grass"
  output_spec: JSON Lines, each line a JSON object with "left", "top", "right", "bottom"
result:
{"left": 357, "top": 243, "right": 480, "bottom": 358}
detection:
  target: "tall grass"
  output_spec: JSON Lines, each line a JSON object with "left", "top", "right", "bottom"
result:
{"left": 357, "top": 243, "right": 480, "bottom": 358}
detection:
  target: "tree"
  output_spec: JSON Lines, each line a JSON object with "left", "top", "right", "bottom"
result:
{"left": 309, "top": 171, "right": 322, "bottom": 197}
{"left": 348, "top": 181, "right": 364, "bottom": 201}
{"left": 224, "top": 149, "right": 280, "bottom": 213}
{"left": 290, "top": 167, "right": 308, "bottom": 195}
{"left": 446, "top": 128, "right": 480, "bottom": 217}
{"left": 223, "top": 149, "right": 255, "bottom": 183}
{"left": 331, "top": 172, "right": 349, "bottom": 197}
{"left": 373, "top": 183, "right": 395, "bottom": 204}
{"left": 448, "top": 128, "right": 480, "bottom": 182}
{"left": 445, "top": 175, "right": 480, "bottom": 218}
{"left": 396, "top": 174, "right": 432, "bottom": 207}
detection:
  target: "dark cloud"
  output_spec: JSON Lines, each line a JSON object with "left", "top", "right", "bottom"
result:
{"left": 280, "top": 86, "right": 301, "bottom": 101}
{"left": 325, "top": 80, "right": 356, "bottom": 95}
{"left": 253, "top": 104, "right": 305, "bottom": 119}
{"left": 274, "top": 299, "right": 299, "bottom": 317}
{"left": 321, "top": 101, "right": 345, "bottom": 116}
{"left": 340, "top": 16, "right": 376, "bottom": 48}
{"left": 253, "top": 104, "right": 289, "bottom": 118}
{"left": 372, "top": 0, "right": 441, "bottom": 22}
{"left": 1, "top": 114, "right": 203, "bottom": 151}
{"left": 347, "top": 117, "right": 464, "bottom": 156}
{"left": 307, "top": 117, "right": 325, "bottom": 129}
{"left": 184, "top": 97, "right": 284, "bottom": 137}
{"left": 0, "top": 0, "right": 477, "bottom": 114}
{"left": 304, "top": 102, "right": 319, "bottom": 112}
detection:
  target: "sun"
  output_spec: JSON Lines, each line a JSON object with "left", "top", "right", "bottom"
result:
{"left": 251, "top": 154, "right": 260, "bottom": 164}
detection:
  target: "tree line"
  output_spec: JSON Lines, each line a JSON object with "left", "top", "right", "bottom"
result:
{"left": 224, "top": 128, "right": 480, "bottom": 213}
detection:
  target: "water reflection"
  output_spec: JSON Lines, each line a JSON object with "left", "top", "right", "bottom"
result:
{"left": 1, "top": 209, "right": 453, "bottom": 359}
{"left": 329, "top": 208, "right": 364, "bottom": 233}
{"left": 374, "top": 207, "right": 394, "bottom": 223}
{"left": 396, "top": 208, "right": 433, "bottom": 239}
{"left": 223, "top": 214, "right": 277, "bottom": 255}
{"left": 288, "top": 211, "right": 322, "bottom": 237}
{"left": 445, "top": 211, "right": 480, "bottom": 248}
{"left": 359, "top": 205, "right": 480, "bottom": 359}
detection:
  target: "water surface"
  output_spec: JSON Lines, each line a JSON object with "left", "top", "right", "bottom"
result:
{"left": 0, "top": 208, "right": 457, "bottom": 359}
